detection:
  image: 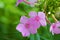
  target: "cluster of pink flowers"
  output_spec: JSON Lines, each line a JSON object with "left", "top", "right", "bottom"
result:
{"left": 16, "top": 11, "right": 46, "bottom": 37}
{"left": 16, "top": 0, "right": 60, "bottom": 37}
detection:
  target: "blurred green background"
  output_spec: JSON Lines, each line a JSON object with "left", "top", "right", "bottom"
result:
{"left": 0, "top": 0, "right": 60, "bottom": 40}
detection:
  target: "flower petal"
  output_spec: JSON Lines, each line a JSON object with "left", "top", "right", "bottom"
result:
{"left": 29, "top": 11, "right": 37, "bottom": 17}
{"left": 20, "top": 16, "right": 28, "bottom": 24}
{"left": 38, "top": 12, "right": 45, "bottom": 19}
{"left": 50, "top": 23, "right": 55, "bottom": 32}
{"left": 33, "top": 21, "right": 40, "bottom": 29}
{"left": 16, "top": 24, "right": 30, "bottom": 37}
{"left": 50, "top": 23, "right": 54, "bottom": 35}
{"left": 39, "top": 19, "right": 46, "bottom": 26}
{"left": 53, "top": 27, "right": 60, "bottom": 34}
{"left": 55, "top": 22, "right": 60, "bottom": 27}
{"left": 28, "top": 18, "right": 40, "bottom": 34}
{"left": 29, "top": 27, "right": 37, "bottom": 34}
{"left": 29, "top": 18, "right": 40, "bottom": 29}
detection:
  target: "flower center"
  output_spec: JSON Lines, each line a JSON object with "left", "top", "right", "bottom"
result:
{"left": 35, "top": 16, "right": 40, "bottom": 21}
{"left": 25, "top": 23, "right": 30, "bottom": 28}
{"left": 53, "top": 26, "right": 55, "bottom": 28}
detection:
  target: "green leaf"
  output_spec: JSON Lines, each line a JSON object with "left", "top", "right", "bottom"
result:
{"left": 36, "top": 33, "right": 40, "bottom": 40}
{"left": 30, "top": 34, "right": 35, "bottom": 40}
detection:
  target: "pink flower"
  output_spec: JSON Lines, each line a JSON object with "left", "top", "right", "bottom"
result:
{"left": 16, "top": 16, "right": 40, "bottom": 37}
{"left": 16, "top": 0, "right": 37, "bottom": 7}
{"left": 29, "top": 11, "right": 46, "bottom": 26}
{"left": 50, "top": 22, "right": 60, "bottom": 35}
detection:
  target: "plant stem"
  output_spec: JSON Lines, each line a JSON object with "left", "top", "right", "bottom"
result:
{"left": 46, "top": 16, "right": 51, "bottom": 24}
{"left": 51, "top": 14, "right": 58, "bottom": 22}
{"left": 44, "top": 0, "right": 51, "bottom": 24}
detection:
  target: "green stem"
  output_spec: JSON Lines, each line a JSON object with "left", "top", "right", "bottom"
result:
{"left": 51, "top": 14, "right": 58, "bottom": 22}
